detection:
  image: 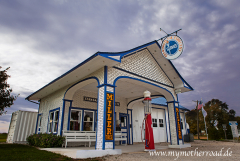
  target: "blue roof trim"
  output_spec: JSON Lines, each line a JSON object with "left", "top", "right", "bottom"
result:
{"left": 152, "top": 97, "right": 190, "bottom": 111}
{"left": 168, "top": 60, "right": 194, "bottom": 91}
{"left": 98, "top": 41, "right": 156, "bottom": 63}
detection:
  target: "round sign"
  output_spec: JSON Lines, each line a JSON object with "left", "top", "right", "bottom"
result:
{"left": 161, "top": 35, "right": 184, "bottom": 60}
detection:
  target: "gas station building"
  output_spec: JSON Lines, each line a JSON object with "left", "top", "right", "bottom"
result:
{"left": 26, "top": 39, "right": 193, "bottom": 151}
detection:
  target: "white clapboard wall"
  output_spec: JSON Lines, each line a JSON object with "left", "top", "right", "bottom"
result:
{"left": 7, "top": 110, "right": 38, "bottom": 143}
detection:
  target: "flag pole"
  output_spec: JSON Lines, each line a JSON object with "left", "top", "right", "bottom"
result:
{"left": 204, "top": 116, "right": 208, "bottom": 140}
{"left": 193, "top": 100, "right": 199, "bottom": 139}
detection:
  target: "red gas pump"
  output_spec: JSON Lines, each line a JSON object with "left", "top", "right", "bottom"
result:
{"left": 142, "top": 90, "right": 155, "bottom": 151}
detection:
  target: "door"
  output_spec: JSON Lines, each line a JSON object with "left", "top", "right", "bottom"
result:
{"left": 152, "top": 108, "right": 167, "bottom": 143}
{"left": 119, "top": 113, "right": 128, "bottom": 144}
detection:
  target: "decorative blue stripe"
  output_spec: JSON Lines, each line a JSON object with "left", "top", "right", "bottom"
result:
{"left": 60, "top": 99, "right": 66, "bottom": 136}
{"left": 98, "top": 41, "right": 156, "bottom": 63}
{"left": 113, "top": 67, "right": 174, "bottom": 88}
{"left": 113, "top": 88, "right": 116, "bottom": 149}
{"left": 97, "top": 84, "right": 116, "bottom": 88}
{"left": 102, "top": 85, "right": 106, "bottom": 150}
{"left": 63, "top": 77, "right": 100, "bottom": 99}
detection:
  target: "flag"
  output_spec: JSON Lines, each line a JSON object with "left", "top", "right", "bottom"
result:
{"left": 214, "top": 120, "right": 218, "bottom": 130}
{"left": 202, "top": 107, "right": 207, "bottom": 118}
{"left": 197, "top": 99, "right": 203, "bottom": 110}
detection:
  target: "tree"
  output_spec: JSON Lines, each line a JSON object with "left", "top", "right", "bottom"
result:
{"left": 186, "top": 99, "right": 236, "bottom": 140}
{"left": 0, "top": 66, "right": 17, "bottom": 116}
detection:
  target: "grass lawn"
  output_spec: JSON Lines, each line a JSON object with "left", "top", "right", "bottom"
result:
{"left": 0, "top": 144, "right": 104, "bottom": 161}
{"left": 0, "top": 133, "right": 7, "bottom": 142}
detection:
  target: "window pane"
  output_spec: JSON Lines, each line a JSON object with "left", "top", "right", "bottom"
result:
{"left": 84, "top": 111, "right": 93, "bottom": 121}
{"left": 54, "top": 111, "right": 59, "bottom": 121}
{"left": 83, "top": 122, "right": 93, "bottom": 131}
{"left": 153, "top": 123, "right": 157, "bottom": 127}
{"left": 53, "top": 122, "right": 57, "bottom": 132}
{"left": 48, "top": 123, "right": 52, "bottom": 132}
{"left": 50, "top": 112, "right": 54, "bottom": 121}
{"left": 71, "top": 110, "right": 80, "bottom": 121}
{"left": 70, "top": 121, "right": 80, "bottom": 131}
{"left": 39, "top": 116, "right": 42, "bottom": 127}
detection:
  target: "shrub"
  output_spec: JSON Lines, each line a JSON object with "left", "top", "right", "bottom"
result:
{"left": 208, "top": 127, "right": 221, "bottom": 140}
{"left": 27, "top": 133, "right": 65, "bottom": 148}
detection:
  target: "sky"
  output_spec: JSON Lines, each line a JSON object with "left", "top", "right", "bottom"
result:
{"left": 1, "top": 0, "right": 240, "bottom": 133}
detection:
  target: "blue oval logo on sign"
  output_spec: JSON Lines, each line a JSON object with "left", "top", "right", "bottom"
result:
{"left": 165, "top": 40, "right": 179, "bottom": 56}
{"left": 161, "top": 36, "right": 184, "bottom": 60}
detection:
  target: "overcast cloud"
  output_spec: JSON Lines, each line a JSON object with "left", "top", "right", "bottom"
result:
{"left": 0, "top": 0, "right": 240, "bottom": 133}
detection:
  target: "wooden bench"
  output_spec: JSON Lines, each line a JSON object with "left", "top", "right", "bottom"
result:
{"left": 115, "top": 132, "right": 127, "bottom": 146}
{"left": 62, "top": 131, "right": 96, "bottom": 148}
{"left": 62, "top": 131, "right": 127, "bottom": 148}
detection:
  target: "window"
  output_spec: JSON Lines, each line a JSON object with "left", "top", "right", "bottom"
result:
{"left": 83, "top": 111, "right": 94, "bottom": 131}
{"left": 37, "top": 114, "right": 42, "bottom": 133}
{"left": 121, "top": 116, "right": 127, "bottom": 128}
{"left": 159, "top": 119, "right": 164, "bottom": 127}
{"left": 152, "top": 118, "right": 157, "bottom": 127}
{"left": 48, "top": 108, "right": 59, "bottom": 133}
{"left": 70, "top": 110, "right": 82, "bottom": 131}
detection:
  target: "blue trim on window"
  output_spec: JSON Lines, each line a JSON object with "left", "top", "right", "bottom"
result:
{"left": 119, "top": 113, "right": 129, "bottom": 145}
{"left": 127, "top": 109, "right": 133, "bottom": 145}
{"left": 35, "top": 102, "right": 40, "bottom": 134}
{"left": 67, "top": 107, "right": 97, "bottom": 131}
{"left": 36, "top": 113, "right": 43, "bottom": 134}
{"left": 113, "top": 76, "right": 175, "bottom": 102}
{"left": 113, "top": 67, "right": 174, "bottom": 89}
{"left": 35, "top": 114, "right": 39, "bottom": 134}
{"left": 47, "top": 107, "right": 60, "bottom": 135}
{"left": 60, "top": 99, "right": 73, "bottom": 136}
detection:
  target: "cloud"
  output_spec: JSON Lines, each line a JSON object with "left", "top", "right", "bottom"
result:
{"left": 1, "top": 0, "right": 240, "bottom": 133}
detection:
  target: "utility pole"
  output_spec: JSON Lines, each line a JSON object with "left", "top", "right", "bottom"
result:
{"left": 193, "top": 100, "right": 199, "bottom": 139}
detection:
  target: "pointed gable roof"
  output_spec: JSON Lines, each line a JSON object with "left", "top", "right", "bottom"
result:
{"left": 26, "top": 40, "right": 193, "bottom": 101}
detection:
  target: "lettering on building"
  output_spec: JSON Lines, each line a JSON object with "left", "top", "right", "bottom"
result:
{"left": 176, "top": 107, "right": 182, "bottom": 140}
{"left": 105, "top": 93, "right": 114, "bottom": 140}
{"left": 83, "top": 96, "right": 120, "bottom": 106}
